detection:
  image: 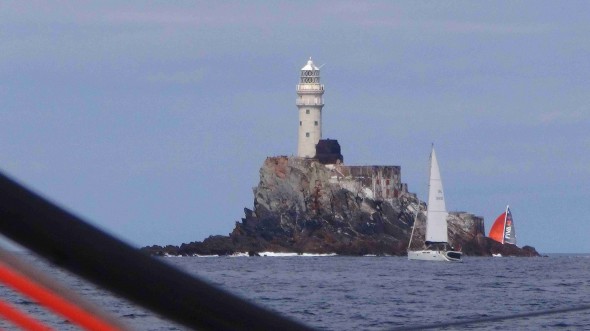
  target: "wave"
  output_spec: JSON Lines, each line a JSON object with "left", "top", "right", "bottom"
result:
{"left": 253, "top": 252, "right": 338, "bottom": 257}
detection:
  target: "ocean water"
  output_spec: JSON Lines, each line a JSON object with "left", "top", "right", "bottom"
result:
{"left": 1, "top": 253, "right": 589, "bottom": 330}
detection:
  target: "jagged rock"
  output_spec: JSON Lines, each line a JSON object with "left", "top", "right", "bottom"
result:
{"left": 141, "top": 245, "right": 180, "bottom": 256}
{"left": 144, "top": 156, "right": 539, "bottom": 257}
{"left": 461, "top": 234, "right": 540, "bottom": 257}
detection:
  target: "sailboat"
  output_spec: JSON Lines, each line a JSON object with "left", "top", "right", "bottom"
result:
{"left": 407, "top": 146, "right": 462, "bottom": 262}
{"left": 489, "top": 205, "right": 516, "bottom": 245}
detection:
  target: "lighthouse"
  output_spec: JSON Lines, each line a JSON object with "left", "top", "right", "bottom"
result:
{"left": 296, "top": 57, "right": 324, "bottom": 158}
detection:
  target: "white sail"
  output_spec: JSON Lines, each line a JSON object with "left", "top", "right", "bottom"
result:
{"left": 425, "top": 147, "right": 449, "bottom": 243}
{"left": 408, "top": 146, "right": 461, "bottom": 262}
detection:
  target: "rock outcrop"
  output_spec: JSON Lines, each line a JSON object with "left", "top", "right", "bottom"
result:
{"left": 142, "top": 156, "right": 539, "bottom": 257}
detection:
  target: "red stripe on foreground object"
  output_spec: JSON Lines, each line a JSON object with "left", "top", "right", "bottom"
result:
{"left": 0, "top": 261, "right": 121, "bottom": 331}
{"left": 0, "top": 299, "right": 52, "bottom": 330}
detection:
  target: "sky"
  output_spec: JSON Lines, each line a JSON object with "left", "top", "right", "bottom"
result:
{"left": 1, "top": 1, "right": 589, "bottom": 253}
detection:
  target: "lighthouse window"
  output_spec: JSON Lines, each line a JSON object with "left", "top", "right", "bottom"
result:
{"left": 306, "top": 109, "right": 310, "bottom": 114}
{"left": 306, "top": 132, "right": 310, "bottom": 137}
{"left": 314, "top": 121, "right": 318, "bottom": 126}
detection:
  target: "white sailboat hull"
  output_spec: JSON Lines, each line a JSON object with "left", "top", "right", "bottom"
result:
{"left": 408, "top": 249, "right": 463, "bottom": 262}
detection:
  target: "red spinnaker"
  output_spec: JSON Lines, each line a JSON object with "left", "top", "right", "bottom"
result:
{"left": 489, "top": 212, "right": 506, "bottom": 244}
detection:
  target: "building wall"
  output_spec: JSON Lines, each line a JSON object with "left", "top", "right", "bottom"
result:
{"left": 329, "top": 164, "right": 406, "bottom": 201}
{"left": 297, "top": 104, "right": 322, "bottom": 158}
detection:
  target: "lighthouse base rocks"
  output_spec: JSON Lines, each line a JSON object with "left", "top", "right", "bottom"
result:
{"left": 143, "top": 156, "right": 539, "bottom": 257}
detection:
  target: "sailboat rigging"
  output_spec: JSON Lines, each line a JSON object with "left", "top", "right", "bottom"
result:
{"left": 407, "top": 146, "right": 462, "bottom": 262}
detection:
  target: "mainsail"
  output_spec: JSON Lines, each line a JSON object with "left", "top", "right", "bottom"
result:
{"left": 425, "top": 147, "right": 449, "bottom": 243}
{"left": 489, "top": 206, "right": 516, "bottom": 245}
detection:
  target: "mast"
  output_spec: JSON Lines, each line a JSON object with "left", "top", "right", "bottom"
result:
{"left": 407, "top": 199, "right": 420, "bottom": 251}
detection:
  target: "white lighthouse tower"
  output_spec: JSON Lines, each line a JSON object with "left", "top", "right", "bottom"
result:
{"left": 297, "top": 57, "right": 325, "bottom": 158}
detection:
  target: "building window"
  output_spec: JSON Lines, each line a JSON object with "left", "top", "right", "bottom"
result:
{"left": 306, "top": 109, "right": 310, "bottom": 114}
{"left": 376, "top": 179, "right": 380, "bottom": 185}
{"left": 300, "top": 121, "right": 302, "bottom": 126}
{"left": 386, "top": 179, "right": 390, "bottom": 185}
{"left": 306, "top": 132, "right": 310, "bottom": 137}
{"left": 314, "top": 121, "right": 318, "bottom": 126}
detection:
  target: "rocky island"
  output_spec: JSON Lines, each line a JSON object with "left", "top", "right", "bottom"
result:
{"left": 143, "top": 58, "right": 539, "bottom": 258}
{"left": 142, "top": 155, "right": 539, "bottom": 257}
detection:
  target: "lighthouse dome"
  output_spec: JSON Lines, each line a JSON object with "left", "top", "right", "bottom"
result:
{"left": 301, "top": 57, "right": 319, "bottom": 71}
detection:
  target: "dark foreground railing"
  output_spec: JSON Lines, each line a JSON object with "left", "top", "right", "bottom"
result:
{"left": 0, "top": 172, "right": 316, "bottom": 331}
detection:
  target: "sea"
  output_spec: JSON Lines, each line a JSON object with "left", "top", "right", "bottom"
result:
{"left": 1, "top": 253, "right": 589, "bottom": 330}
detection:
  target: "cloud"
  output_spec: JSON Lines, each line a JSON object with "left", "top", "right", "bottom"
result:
{"left": 102, "top": 4, "right": 296, "bottom": 28}
{"left": 356, "top": 17, "right": 550, "bottom": 35}
{"left": 146, "top": 69, "right": 205, "bottom": 84}
{"left": 538, "top": 109, "right": 589, "bottom": 124}
{"left": 450, "top": 156, "right": 532, "bottom": 177}
{"left": 105, "top": 9, "right": 211, "bottom": 26}
{"left": 434, "top": 20, "right": 549, "bottom": 34}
